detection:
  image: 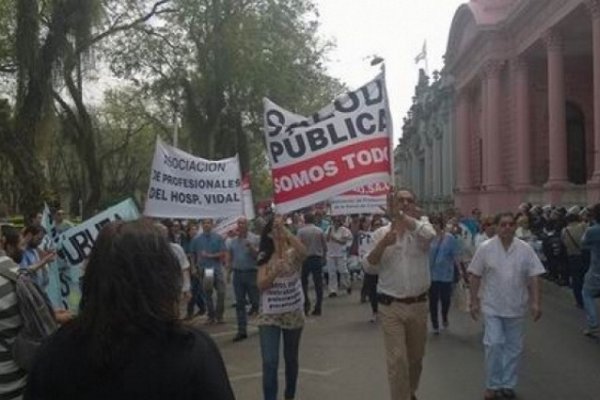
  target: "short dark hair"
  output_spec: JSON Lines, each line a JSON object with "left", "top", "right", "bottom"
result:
{"left": 429, "top": 215, "right": 444, "bottom": 228}
{"left": 566, "top": 213, "right": 580, "bottom": 224}
{"left": 304, "top": 213, "right": 315, "bottom": 224}
{"left": 494, "top": 212, "right": 515, "bottom": 226}
{"left": 1, "top": 224, "right": 19, "bottom": 248}
{"left": 73, "top": 220, "right": 184, "bottom": 370}
{"left": 23, "top": 224, "right": 44, "bottom": 237}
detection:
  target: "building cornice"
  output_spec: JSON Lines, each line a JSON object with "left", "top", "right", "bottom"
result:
{"left": 448, "top": 0, "right": 584, "bottom": 90}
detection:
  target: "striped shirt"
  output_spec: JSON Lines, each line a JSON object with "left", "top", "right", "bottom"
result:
{"left": 0, "top": 256, "right": 27, "bottom": 400}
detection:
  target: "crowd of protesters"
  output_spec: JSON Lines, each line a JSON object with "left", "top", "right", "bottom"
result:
{"left": 1, "top": 196, "right": 600, "bottom": 400}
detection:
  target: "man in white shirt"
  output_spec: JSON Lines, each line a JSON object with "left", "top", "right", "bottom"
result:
{"left": 468, "top": 212, "right": 544, "bottom": 400}
{"left": 366, "top": 188, "right": 435, "bottom": 400}
{"left": 155, "top": 223, "right": 191, "bottom": 318}
{"left": 325, "top": 216, "right": 352, "bottom": 297}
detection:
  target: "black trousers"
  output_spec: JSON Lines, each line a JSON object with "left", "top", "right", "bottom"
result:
{"left": 568, "top": 254, "right": 588, "bottom": 307}
{"left": 362, "top": 273, "right": 378, "bottom": 314}
{"left": 301, "top": 256, "right": 324, "bottom": 313}
{"left": 429, "top": 281, "right": 453, "bottom": 330}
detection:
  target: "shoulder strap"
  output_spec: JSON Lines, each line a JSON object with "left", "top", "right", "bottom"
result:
{"left": 565, "top": 228, "right": 581, "bottom": 250}
{"left": 0, "top": 258, "right": 18, "bottom": 282}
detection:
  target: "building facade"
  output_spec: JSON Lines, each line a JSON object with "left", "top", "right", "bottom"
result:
{"left": 396, "top": 70, "right": 456, "bottom": 212}
{"left": 447, "top": 0, "right": 600, "bottom": 213}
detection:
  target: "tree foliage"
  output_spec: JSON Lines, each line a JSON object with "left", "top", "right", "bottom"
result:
{"left": 106, "top": 0, "right": 343, "bottom": 197}
{"left": 0, "top": 0, "right": 343, "bottom": 216}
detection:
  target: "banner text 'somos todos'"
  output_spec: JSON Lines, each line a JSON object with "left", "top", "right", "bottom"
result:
{"left": 264, "top": 73, "right": 393, "bottom": 213}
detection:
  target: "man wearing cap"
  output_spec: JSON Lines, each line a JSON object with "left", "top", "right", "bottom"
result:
{"left": 366, "top": 188, "right": 435, "bottom": 400}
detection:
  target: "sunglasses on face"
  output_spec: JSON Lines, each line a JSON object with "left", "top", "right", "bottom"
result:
{"left": 499, "top": 222, "right": 515, "bottom": 227}
{"left": 397, "top": 197, "right": 415, "bottom": 204}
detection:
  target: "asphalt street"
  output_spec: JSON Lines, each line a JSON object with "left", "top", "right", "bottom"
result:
{"left": 190, "top": 280, "right": 600, "bottom": 400}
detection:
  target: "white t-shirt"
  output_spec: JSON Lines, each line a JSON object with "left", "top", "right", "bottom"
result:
{"left": 474, "top": 233, "right": 493, "bottom": 250}
{"left": 170, "top": 243, "right": 191, "bottom": 293}
{"left": 326, "top": 226, "right": 352, "bottom": 257}
{"left": 468, "top": 236, "right": 545, "bottom": 318}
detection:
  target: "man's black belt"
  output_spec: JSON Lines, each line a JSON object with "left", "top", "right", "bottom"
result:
{"left": 233, "top": 269, "right": 257, "bottom": 273}
{"left": 377, "top": 292, "right": 428, "bottom": 306}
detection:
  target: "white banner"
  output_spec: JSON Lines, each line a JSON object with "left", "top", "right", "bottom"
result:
{"left": 263, "top": 72, "right": 393, "bottom": 214}
{"left": 261, "top": 274, "right": 304, "bottom": 315}
{"left": 330, "top": 181, "right": 390, "bottom": 216}
{"left": 214, "top": 216, "right": 239, "bottom": 236}
{"left": 144, "top": 137, "right": 244, "bottom": 219}
{"left": 242, "top": 174, "right": 255, "bottom": 220}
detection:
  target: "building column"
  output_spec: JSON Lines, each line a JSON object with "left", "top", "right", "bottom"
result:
{"left": 424, "top": 137, "right": 433, "bottom": 202}
{"left": 447, "top": 99, "right": 456, "bottom": 197}
{"left": 588, "top": 0, "right": 600, "bottom": 183}
{"left": 411, "top": 152, "right": 419, "bottom": 193}
{"left": 545, "top": 30, "right": 569, "bottom": 186}
{"left": 484, "top": 60, "right": 505, "bottom": 189}
{"left": 406, "top": 154, "right": 413, "bottom": 189}
{"left": 440, "top": 120, "right": 451, "bottom": 197}
{"left": 455, "top": 90, "right": 471, "bottom": 191}
{"left": 513, "top": 57, "right": 532, "bottom": 188}
{"left": 446, "top": 100, "right": 456, "bottom": 199}
{"left": 433, "top": 135, "right": 441, "bottom": 199}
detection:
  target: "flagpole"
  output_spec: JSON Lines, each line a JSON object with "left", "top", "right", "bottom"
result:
{"left": 380, "top": 62, "right": 395, "bottom": 187}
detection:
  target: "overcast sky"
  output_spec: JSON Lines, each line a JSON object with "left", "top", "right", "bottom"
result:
{"left": 316, "top": 0, "right": 465, "bottom": 143}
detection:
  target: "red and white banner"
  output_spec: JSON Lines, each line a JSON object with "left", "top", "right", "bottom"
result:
{"left": 263, "top": 72, "right": 393, "bottom": 214}
{"left": 330, "top": 181, "right": 390, "bottom": 216}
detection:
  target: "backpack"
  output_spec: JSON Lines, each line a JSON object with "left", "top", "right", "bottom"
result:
{"left": 0, "top": 257, "right": 58, "bottom": 371}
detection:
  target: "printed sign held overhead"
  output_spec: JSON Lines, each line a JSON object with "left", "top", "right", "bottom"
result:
{"left": 144, "top": 138, "right": 244, "bottom": 219}
{"left": 263, "top": 72, "right": 393, "bottom": 213}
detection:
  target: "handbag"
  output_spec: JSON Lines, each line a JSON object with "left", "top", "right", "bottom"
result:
{"left": 453, "top": 280, "right": 471, "bottom": 313}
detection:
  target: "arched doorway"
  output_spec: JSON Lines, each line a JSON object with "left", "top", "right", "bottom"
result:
{"left": 566, "top": 102, "right": 587, "bottom": 184}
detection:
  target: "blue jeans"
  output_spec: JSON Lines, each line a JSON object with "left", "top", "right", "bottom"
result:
{"left": 428, "top": 281, "right": 453, "bottom": 329}
{"left": 186, "top": 275, "right": 206, "bottom": 317}
{"left": 483, "top": 315, "right": 525, "bottom": 390}
{"left": 233, "top": 270, "right": 259, "bottom": 334}
{"left": 259, "top": 325, "right": 303, "bottom": 400}
{"left": 582, "top": 287, "right": 600, "bottom": 328}
{"left": 301, "top": 256, "right": 323, "bottom": 313}
{"left": 203, "top": 269, "right": 226, "bottom": 321}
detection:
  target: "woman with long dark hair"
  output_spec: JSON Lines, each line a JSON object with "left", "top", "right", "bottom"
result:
{"left": 256, "top": 215, "right": 307, "bottom": 400}
{"left": 25, "top": 220, "right": 235, "bottom": 400}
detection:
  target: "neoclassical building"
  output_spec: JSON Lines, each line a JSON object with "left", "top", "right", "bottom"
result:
{"left": 448, "top": 0, "right": 600, "bottom": 213}
{"left": 396, "top": 70, "right": 456, "bottom": 212}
